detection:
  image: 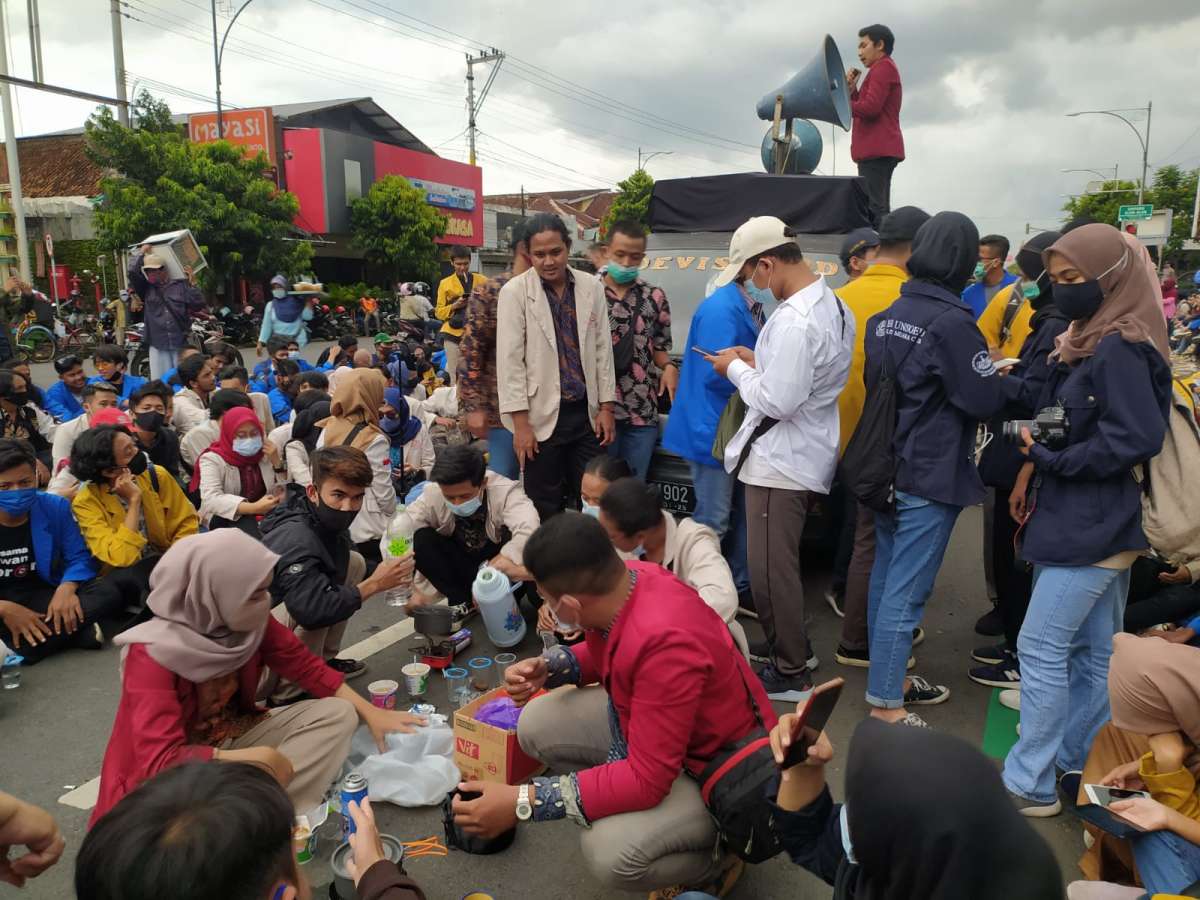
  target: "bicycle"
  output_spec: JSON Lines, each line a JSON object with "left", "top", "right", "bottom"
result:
{"left": 13, "top": 313, "right": 57, "bottom": 363}
{"left": 55, "top": 314, "right": 99, "bottom": 359}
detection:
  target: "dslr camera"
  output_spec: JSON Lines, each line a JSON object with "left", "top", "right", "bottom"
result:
{"left": 1003, "top": 406, "right": 1069, "bottom": 448}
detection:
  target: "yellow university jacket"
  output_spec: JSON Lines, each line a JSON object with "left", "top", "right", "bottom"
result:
{"left": 835, "top": 264, "right": 909, "bottom": 454}
{"left": 435, "top": 272, "right": 487, "bottom": 340}
{"left": 977, "top": 283, "right": 1034, "bottom": 361}
{"left": 71, "top": 466, "right": 199, "bottom": 571}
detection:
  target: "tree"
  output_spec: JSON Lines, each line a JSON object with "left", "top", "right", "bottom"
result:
{"left": 349, "top": 175, "right": 447, "bottom": 283}
{"left": 1062, "top": 165, "right": 1198, "bottom": 262}
{"left": 85, "top": 93, "right": 312, "bottom": 287}
{"left": 602, "top": 168, "right": 654, "bottom": 235}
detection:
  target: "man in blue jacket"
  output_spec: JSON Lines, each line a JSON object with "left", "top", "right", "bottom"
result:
{"left": 961, "top": 234, "right": 1017, "bottom": 319}
{"left": 662, "top": 224, "right": 768, "bottom": 599}
{"left": 89, "top": 344, "right": 147, "bottom": 406}
{"left": 42, "top": 354, "right": 89, "bottom": 422}
{"left": 0, "top": 439, "right": 116, "bottom": 663}
{"left": 861, "top": 212, "right": 1022, "bottom": 728}
{"left": 127, "top": 248, "right": 206, "bottom": 380}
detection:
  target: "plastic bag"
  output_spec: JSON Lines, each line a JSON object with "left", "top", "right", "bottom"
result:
{"left": 343, "top": 723, "right": 459, "bottom": 808}
{"left": 475, "top": 697, "right": 523, "bottom": 730}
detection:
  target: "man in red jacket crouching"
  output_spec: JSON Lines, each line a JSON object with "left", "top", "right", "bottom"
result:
{"left": 452, "top": 512, "right": 775, "bottom": 897}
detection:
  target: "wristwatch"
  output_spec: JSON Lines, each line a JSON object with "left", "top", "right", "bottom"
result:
{"left": 515, "top": 784, "right": 532, "bottom": 822}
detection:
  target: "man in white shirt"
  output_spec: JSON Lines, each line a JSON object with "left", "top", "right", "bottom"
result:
{"left": 704, "top": 216, "right": 854, "bottom": 701}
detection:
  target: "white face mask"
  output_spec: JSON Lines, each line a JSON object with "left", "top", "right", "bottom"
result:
{"left": 272, "top": 288, "right": 287, "bottom": 299}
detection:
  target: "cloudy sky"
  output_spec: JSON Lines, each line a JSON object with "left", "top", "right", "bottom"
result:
{"left": 11, "top": 0, "right": 1200, "bottom": 250}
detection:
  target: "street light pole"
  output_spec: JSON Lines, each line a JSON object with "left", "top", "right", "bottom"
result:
{"left": 211, "top": 0, "right": 255, "bottom": 138}
{"left": 1066, "top": 103, "right": 1151, "bottom": 204}
{"left": 637, "top": 148, "right": 673, "bottom": 170}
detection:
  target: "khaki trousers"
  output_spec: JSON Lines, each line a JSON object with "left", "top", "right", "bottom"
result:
{"left": 227, "top": 697, "right": 358, "bottom": 813}
{"left": 516, "top": 685, "right": 722, "bottom": 892}
{"left": 443, "top": 338, "right": 460, "bottom": 384}
{"left": 745, "top": 484, "right": 811, "bottom": 674}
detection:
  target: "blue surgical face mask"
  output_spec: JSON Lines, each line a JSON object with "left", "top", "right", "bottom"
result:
{"left": 0, "top": 487, "right": 37, "bottom": 515}
{"left": 232, "top": 436, "right": 263, "bottom": 457}
{"left": 1021, "top": 278, "right": 1042, "bottom": 300}
{"left": 581, "top": 500, "right": 600, "bottom": 518}
{"left": 632, "top": 543, "right": 645, "bottom": 558}
{"left": 606, "top": 261, "right": 639, "bottom": 284}
{"left": 272, "top": 288, "right": 287, "bottom": 299}
{"left": 743, "top": 262, "right": 777, "bottom": 306}
{"left": 447, "top": 493, "right": 482, "bottom": 517}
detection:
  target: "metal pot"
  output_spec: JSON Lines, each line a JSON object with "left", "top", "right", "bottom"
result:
{"left": 329, "top": 834, "right": 405, "bottom": 900}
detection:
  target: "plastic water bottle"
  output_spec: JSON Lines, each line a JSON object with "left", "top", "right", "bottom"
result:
{"left": 383, "top": 507, "right": 414, "bottom": 607}
{"left": 472, "top": 566, "right": 527, "bottom": 648}
{"left": 2, "top": 654, "right": 22, "bottom": 690}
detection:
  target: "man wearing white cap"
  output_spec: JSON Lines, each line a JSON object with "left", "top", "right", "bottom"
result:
{"left": 127, "top": 246, "right": 205, "bottom": 380}
{"left": 701, "top": 216, "right": 854, "bottom": 701}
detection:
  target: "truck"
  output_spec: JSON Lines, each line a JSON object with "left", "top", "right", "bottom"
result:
{"left": 639, "top": 171, "right": 872, "bottom": 547}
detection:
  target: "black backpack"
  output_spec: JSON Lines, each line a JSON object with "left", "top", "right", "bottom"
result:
{"left": 843, "top": 309, "right": 950, "bottom": 512}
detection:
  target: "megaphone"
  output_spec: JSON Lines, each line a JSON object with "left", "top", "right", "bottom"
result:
{"left": 756, "top": 34, "right": 852, "bottom": 131}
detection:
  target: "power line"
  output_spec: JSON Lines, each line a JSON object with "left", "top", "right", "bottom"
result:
{"left": 476, "top": 130, "right": 613, "bottom": 183}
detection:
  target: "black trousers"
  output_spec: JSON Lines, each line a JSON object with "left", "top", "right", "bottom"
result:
{"left": 857, "top": 156, "right": 901, "bottom": 227}
{"left": 355, "top": 539, "right": 383, "bottom": 579}
{"left": 413, "top": 527, "right": 501, "bottom": 606}
{"left": 993, "top": 492, "right": 1033, "bottom": 649}
{"left": 829, "top": 477, "right": 856, "bottom": 597}
{"left": 1125, "top": 582, "right": 1200, "bottom": 633}
{"left": 522, "top": 399, "right": 603, "bottom": 521}
{"left": 0, "top": 577, "right": 127, "bottom": 664}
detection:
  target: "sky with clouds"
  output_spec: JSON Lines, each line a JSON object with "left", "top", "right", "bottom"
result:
{"left": 9, "top": 0, "right": 1200, "bottom": 250}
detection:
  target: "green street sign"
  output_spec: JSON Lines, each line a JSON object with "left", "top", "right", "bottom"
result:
{"left": 1118, "top": 204, "right": 1153, "bottom": 221}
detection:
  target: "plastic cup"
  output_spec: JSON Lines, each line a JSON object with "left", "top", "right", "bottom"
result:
{"left": 468, "top": 657, "right": 495, "bottom": 693}
{"left": 400, "top": 664, "right": 430, "bottom": 698}
{"left": 367, "top": 679, "right": 399, "bottom": 709}
{"left": 444, "top": 666, "right": 471, "bottom": 707}
{"left": 293, "top": 815, "right": 314, "bottom": 864}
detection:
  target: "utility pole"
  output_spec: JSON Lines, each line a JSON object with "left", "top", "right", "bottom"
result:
{"left": 26, "top": 0, "right": 41, "bottom": 83}
{"left": 110, "top": 0, "right": 128, "bottom": 126}
{"left": 0, "top": 5, "right": 29, "bottom": 281}
{"left": 465, "top": 48, "right": 503, "bottom": 167}
{"left": 520, "top": 185, "right": 525, "bottom": 215}
{"left": 637, "top": 148, "right": 672, "bottom": 171}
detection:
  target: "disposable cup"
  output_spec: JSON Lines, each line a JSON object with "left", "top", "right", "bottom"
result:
{"left": 468, "top": 657, "right": 495, "bottom": 692}
{"left": 367, "top": 679, "right": 399, "bottom": 709}
{"left": 401, "top": 663, "right": 430, "bottom": 697}
{"left": 294, "top": 815, "right": 314, "bottom": 864}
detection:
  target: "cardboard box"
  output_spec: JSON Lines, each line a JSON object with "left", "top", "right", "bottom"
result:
{"left": 453, "top": 687, "right": 545, "bottom": 785}
{"left": 133, "top": 230, "right": 208, "bottom": 280}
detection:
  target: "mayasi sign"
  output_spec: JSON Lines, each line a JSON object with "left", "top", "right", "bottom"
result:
{"left": 187, "top": 107, "right": 275, "bottom": 165}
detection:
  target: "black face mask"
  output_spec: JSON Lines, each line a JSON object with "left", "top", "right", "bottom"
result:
{"left": 314, "top": 496, "right": 358, "bottom": 532}
{"left": 135, "top": 410, "right": 165, "bottom": 431}
{"left": 105, "top": 369, "right": 124, "bottom": 384}
{"left": 1052, "top": 280, "right": 1105, "bottom": 321}
{"left": 126, "top": 452, "right": 148, "bottom": 476}
{"left": 5, "top": 391, "right": 28, "bottom": 406}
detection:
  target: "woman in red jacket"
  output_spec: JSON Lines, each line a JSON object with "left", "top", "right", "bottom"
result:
{"left": 90, "top": 529, "right": 424, "bottom": 826}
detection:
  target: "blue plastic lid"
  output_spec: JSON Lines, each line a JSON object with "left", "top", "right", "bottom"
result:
{"left": 3, "top": 654, "right": 24, "bottom": 666}
{"left": 467, "top": 657, "right": 492, "bottom": 669}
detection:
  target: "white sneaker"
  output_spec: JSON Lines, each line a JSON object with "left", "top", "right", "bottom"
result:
{"left": 999, "top": 688, "right": 1020, "bottom": 711}
{"left": 824, "top": 589, "right": 844, "bottom": 618}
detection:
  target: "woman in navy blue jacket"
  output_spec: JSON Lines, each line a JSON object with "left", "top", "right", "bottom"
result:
{"left": 1002, "top": 223, "right": 1173, "bottom": 816}
{"left": 861, "top": 212, "right": 1022, "bottom": 728}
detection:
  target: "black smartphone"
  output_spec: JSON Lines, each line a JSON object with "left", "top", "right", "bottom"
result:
{"left": 780, "top": 678, "right": 844, "bottom": 769}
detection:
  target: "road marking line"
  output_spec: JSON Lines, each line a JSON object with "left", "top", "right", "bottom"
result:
{"left": 58, "top": 614, "right": 419, "bottom": 811}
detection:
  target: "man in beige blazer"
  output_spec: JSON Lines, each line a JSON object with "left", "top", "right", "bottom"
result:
{"left": 496, "top": 214, "right": 617, "bottom": 520}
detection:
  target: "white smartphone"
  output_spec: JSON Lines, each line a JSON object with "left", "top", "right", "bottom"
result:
{"left": 1084, "top": 783, "right": 1151, "bottom": 808}
{"left": 994, "top": 357, "right": 1022, "bottom": 369}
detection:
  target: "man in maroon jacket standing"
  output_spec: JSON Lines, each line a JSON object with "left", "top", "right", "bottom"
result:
{"left": 848, "top": 24, "right": 904, "bottom": 226}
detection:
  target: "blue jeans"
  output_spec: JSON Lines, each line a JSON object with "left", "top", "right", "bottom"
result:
{"left": 1132, "top": 829, "right": 1200, "bottom": 895}
{"left": 487, "top": 427, "right": 518, "bottom": 480}
{"left": 608, "top": 422, "right": 659, "bottom": 479}
{"left": 866, "top": 491, "right": 961, "bottom": 708}
{"left": 689, "top": 460, "right": 749, "bottom": 593}
{"left": 1002, "top": 564, "right": 1129, "bottom": 803}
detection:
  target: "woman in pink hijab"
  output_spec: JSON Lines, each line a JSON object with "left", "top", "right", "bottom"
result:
{"left": 91, "top": 529, "right": 424, "bottom": 826}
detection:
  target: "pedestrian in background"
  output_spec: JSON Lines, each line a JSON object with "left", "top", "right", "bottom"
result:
{"left": 602, "top": 219, "right": 676, "bottom": 479}
{"left": 436, "top": 245, "right": 486, "bottom": 386}
{"left": 126, "top": 247, "right": 205, "bottom": 380}
{"left": 497, "top": 214, "right": 616, "bottom": 520}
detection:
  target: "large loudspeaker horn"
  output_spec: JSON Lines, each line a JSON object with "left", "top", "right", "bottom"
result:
{"left": 756, "top": 34, "right": 852, "bottom": 131}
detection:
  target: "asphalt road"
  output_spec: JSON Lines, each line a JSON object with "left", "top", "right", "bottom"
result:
{"left": 7, "top": 340, "right": 1086, "bottom": 899}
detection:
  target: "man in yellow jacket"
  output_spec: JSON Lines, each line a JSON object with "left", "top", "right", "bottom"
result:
{"left": 831, "top": 206, "right": 929, "bottom": 670}
{"left": 977, "top": 280, "right": 1035, "bottom": 362}
{"left": 435, "top": 245, "right": 487, "bottom": 386}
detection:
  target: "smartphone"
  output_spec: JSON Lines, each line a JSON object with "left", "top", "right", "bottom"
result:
{"left": 993, "top": 357, "right": 1022, "bottom": 369}
{"left": 691, "top": 345, "right": 717, "bottom": 356}
{"left": 1084, "top": 783, "right": 1151, "bottom": 808}
{"left": 780, "top": 678, "right": 844, "bottom": 769}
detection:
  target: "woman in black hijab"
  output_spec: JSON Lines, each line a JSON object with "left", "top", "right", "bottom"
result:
{"left": 859, "top": 212, "right": 1023, "bottom": 727}
{"left": 764, "top": 714, "right": 1064, "bottom": 900}
{"left": 971, "top": 230, "right": 1069, "bottom": 689}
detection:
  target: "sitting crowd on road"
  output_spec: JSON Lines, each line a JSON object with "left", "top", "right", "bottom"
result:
{"left": 7, "top": 190, "right": 1200, "bottom": 900}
